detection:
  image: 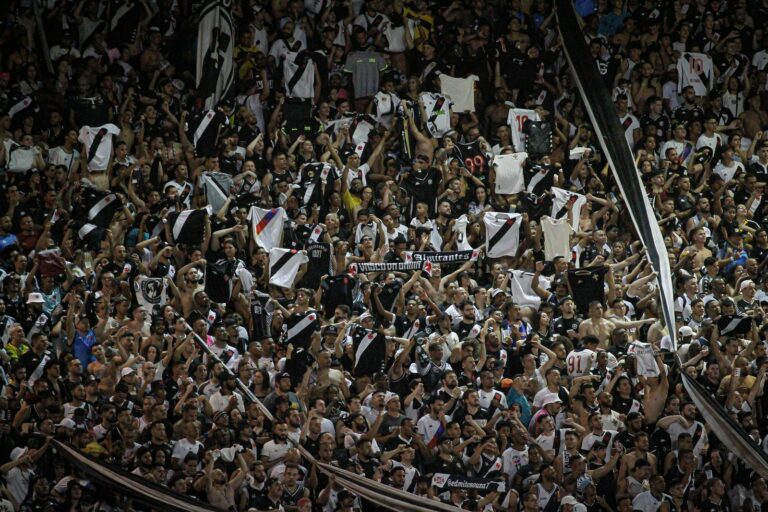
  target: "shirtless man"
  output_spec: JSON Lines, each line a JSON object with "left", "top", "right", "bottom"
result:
{"left": 683, "top": 227, "right": 712, "bottom": 268}
{"left": 578, "top": 301, "right": 655, "bottom": 349}
{"left": 740, "top": 94, "right": 768, "bottom": 142}
{"left": 171, "top": 258, "right": 207, "bottom": 317}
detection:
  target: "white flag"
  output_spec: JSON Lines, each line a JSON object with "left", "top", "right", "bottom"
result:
{"left": 248, "top": 206, "right": 288, "bottom": 251}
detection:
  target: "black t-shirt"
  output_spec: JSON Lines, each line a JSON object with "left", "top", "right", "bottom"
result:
{"left": 321, "top": 275, "right": 355, "bottom": 319}
{"left": 405, "top": 167, "right": 441, "bottom": 216}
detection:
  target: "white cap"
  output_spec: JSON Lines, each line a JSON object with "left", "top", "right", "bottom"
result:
{"left": 26, "top": 292, "right": 45, "bottom": 304}
{"left": 10, "top": 447, "right": 29, "bottom": 461}
{"left": 679, "top": 326, "right": 694, "bottom": 337}
{"left": 561, "top": 496, "right": 580, "bottom": 506}
{"left": 55, "top": 418, "right": 77, "bottom": 429}
{"left": 542, "top": 393, "right": 562, "bottom": 407}
{"left": 740, "top": 279, "right": 755, "bottom": 291}
{"left": 120, "top": 367, "right": 136, "bottom": 378}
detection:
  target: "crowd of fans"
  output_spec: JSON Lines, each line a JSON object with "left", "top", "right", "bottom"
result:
{"left": 3, "top": 0, "right": 768, "bottom": 510}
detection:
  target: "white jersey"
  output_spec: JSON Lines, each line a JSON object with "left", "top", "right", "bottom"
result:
{"left": 78, "top": 124, "right": 121, "bottom": 171}
{"left": 373, "top": 91, "right": 400, "bottom": 128}
{"left": 283, "top": 51, "right": 316, "bottom": 99}
{"left": 421, "top": 92, "right": 453, "bottom": 137}
{"left": 541, "top": 216, "right": 573, "bottom": 260}
{"left": 619, "top": 113, "right": 640, "bottom": 150}
{"left": 507, "top": 108, "right": 540, "bottom": 152}
{"left": 581, "top": 430, "right": 618, "bottom": 463}
{"left": 535, "top": 429, "right": 568, "bottom": 458}
{"left": 677, "top": 52, "right": 714, "bottom": 96}
{"left": 501, "top": 446, "right": 528, "bottom": 482}
{"left": 47, "top": 146, "right": 80, "bottom": 172}
{"left": 492, "top": 152, "right": 526, "bottom": 194}
{"left": 566, "top": 348, "right": 596, "bottom": 378}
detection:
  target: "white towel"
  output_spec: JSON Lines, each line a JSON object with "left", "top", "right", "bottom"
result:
{"left": 439, "top": 74, "right": 479, "bottom": 112}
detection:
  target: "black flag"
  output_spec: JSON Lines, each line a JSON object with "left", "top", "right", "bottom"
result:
{"left": 567, "top": 266, "right": 608, "bottom": 315}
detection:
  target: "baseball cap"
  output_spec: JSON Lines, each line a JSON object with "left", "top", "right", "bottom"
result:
{"left": 120, "top": 367, "right": 135, "bottom": 378}
{"left": 10, "top": 447, "right": 29, "bottom": 461}
{"left": 55, "top": 418, "right": 77, "bottom": 429}
{"left": 561, "top": 496, "right": 580, "bottom": 506}
{"left": 277, "top": 371, "right": 291, "bottom": 381}
{"left": 542, "top": 393, "right": 562, "bottom": 406}
{"left": 740, "top": 280, "right": 755, "bottom": 291}
{"left": 678, "top": 326, "right": 694, "bottom": 337}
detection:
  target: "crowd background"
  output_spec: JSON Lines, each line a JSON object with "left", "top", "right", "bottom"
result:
{"left": 1, "top": 0, "right": 768, "bottom": 511}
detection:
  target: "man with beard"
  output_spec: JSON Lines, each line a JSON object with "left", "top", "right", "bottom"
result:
{"left": 261, "top": 421, "right": 291, "bottom": 470}
{"left": 416, "top": 396, "right": 446, "bottom": 450}
{"left": 581, "top": 412, "right": 619, "bottom": 463}
{"left": 63, "top": 382, "right": 92, "bottom": 420}
{"left": 210, "top": 372, "right": 245, "bottom": 414}
{"left": 535, "top": 464, "right": 561, "bottom": 511}
{"left": 414, "top": 338, "right": 452, "bottom": 393}
{"left": 208, "top": 323, "right": 240, "bottom": 371}
{"left": 92, "top": 403, "right": 117, "bottom": 441}
{"left": 615, "top": 411, "right": 645, "bottom": 451}
{"left": 596, "top": 391, "right": 624, "bottom": 432}
{"left": 452, "top": 301, "right": 481, "bottom": 340}
{"left": 502, "top": 426, "right": 529, "bottom": 484}
{"left": 18, "top": 333, "right": 52, "bottom": 385}
{"left": 240, "top": 460, "right": 268, "bottom": 510}
{"left": 618, "top": 431, "right": 656, "bottom": 485}
{"left": 535, "top": 415, "right": 584, "bottom": 462}
{"left": 281, "top": 463, "right": 310, "bottom": 510}
{"left": 454, "top": 389, "right": 491, "bottom": 428}
{"left": 658, "top": 402, "right": 707, "bottom": 460}
{"left": 477, "top": 370, "right": 508, "bottom": 412}
{"left": 432, "top": 371, "right": 461, "bottom": 417}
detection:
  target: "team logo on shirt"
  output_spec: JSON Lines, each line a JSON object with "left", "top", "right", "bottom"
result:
{"left": 139, "top": 278, "right": 164, "bottom": 305}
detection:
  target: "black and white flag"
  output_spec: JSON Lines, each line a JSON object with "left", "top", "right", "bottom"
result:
{"left": 205, "top": 259, "right": 238, "bottom": 304}
{"left": 717, "top": 314, "right": 752, "bottom": 336}
{"left": 269, "top": 248, "right": 309, "bottom": 288}
{"left": 110, "top": 0, "right": 143, "bottom": 44}
{"left": 299, "top": 162, "right": 334, "bottom": 207}
{"left": 169, "top": 207, "right": 210, "bottom": 245}
{"left": 7, "top": 92, "right": 38, "bottom": 129}
{"left": 78, "top": 124, "right": 121, "bottom": 171}
{"left": 351, "top": 326, "right": 386, "bottom": 377}
{"left": 83, "top": 187, "right": 122, "bottom": 228}
{"left": 75, "top": 222, "right": 105, "bottom": 251}
{"left": 186, "top": 109, "right": 229, "bottom": 157}
{"left": 483, "top": 212, "right": 522, "bottom": 259}
{"left": 196, "top": 0, "right": 235, "bottom": 110}
{"left": 285, "top": 311, "right": 320, "bottom": 348}
{"left": 199, "top": 171, "right": 233, "bottom": 214}
{"left": 134, "top": 276, "right": 169, "bottom": 312}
